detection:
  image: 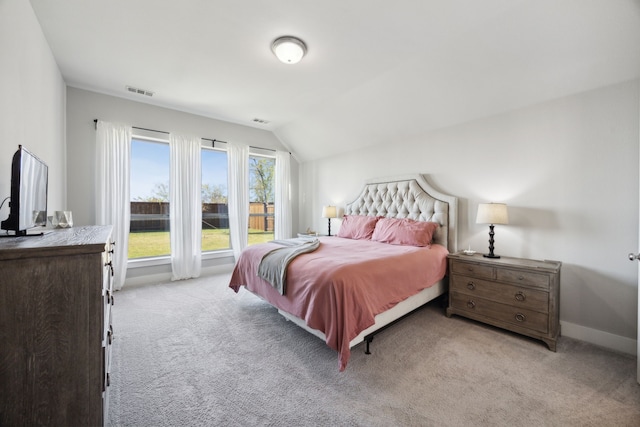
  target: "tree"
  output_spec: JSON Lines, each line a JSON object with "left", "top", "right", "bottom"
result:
{"left": 202, "top": 183, "right": 227, "bottom": 204}
{"left": 249, "top": 157, "right": 275, "bottom": 231}
{"left": 134, "top": 182, "right": 169, "bottom": 202}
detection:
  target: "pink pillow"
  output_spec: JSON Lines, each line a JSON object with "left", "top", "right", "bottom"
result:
{"left": 337, "top": 215, "right": 380, "bottom": 240}
{"left": 371, "top": 217, "right": 439, "bottom": 246}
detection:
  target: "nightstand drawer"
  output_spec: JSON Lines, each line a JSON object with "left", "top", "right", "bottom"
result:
{"left": 450, "top": 291, "right": 549, "bottom": 334}
{"left": 450, "top": 275, "right": 549, "bottom": 313}
{"left": 450, "top": 261, "right": 494, "bottom": 280}
{"left": 496, "top": 268, "right": 550, "bottom": 290}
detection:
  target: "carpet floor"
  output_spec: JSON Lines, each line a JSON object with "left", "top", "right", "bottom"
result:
{"left": 108, "top": 273, "right": 640, "bottom": 426}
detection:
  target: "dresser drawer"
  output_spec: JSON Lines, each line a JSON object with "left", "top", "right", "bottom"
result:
{"left": 450, "top": 261, "right": 494, "bottom": 280}
{"left": 450, "top": 291, "right": 549, "bottom": 334}
{"left": 496, "top": 268, "right": 549, "bottom": 290}
{"left": 450, "top": 275, "right": 549, "bottom": 313}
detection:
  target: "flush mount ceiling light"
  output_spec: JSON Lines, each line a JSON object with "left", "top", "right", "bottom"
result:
{"left": 271, "top": 36, "right": 307, "bottom": 64}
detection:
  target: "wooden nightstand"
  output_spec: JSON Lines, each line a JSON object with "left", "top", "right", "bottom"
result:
{"left": 446, "top": 253, "right": 561, "bottom": 351}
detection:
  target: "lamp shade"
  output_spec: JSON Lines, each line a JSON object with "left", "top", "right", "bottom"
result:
{"left": 476, "top": 203, "right": 508, "bottom": 225}
{"left": 322, "top": 205, "right": 338, "bottom": 218}
{"left": 271, "top": 36, "right": 307, "bottom": 64}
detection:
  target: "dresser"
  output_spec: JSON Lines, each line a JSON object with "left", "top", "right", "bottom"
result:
{"left": 446, "top": 253, "right": 561, "bottom": 351}
{"left": 0, "top": 226, "right": 114, "bottom": 426}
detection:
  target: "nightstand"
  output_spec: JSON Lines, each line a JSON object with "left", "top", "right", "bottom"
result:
{"left": 446, "top": 253, "right": 561, "bottom": 351}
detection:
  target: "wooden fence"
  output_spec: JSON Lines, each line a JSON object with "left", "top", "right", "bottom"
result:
{"left": 249, "top": 203, "right": 274, "bottom": 232}
{"left": 130, "top": 202, "right": 273, "bottom": 232}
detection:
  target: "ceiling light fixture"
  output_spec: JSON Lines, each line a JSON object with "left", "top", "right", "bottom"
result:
{"left": 271, "top": 36, "right": 307, "bottom": 64}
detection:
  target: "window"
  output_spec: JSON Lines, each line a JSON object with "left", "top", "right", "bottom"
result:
{"left": 248, "top": 154, "right": 275, "bottom": 245}
{"left": 127, "top": 135, "right": 274, "bottom": 260}
{"left": 128, "top": 138, "right": 170, "bottom": 259}
{"left": 201, "top": 147, "right": 230, "bottom": 252}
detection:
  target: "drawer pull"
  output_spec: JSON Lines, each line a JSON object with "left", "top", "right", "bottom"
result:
{"left": 515, "top": 313, "right": 526, "bottom": 322}
{"left": 514, "top": 291, "right": 526, "bottom": 302}
{"left": 105, "top": 261, "right": 114, "bottom": 276}
{"left": 466, "top": 281, "right": 476, "bottom": 290}
{"left": 466, "top": 300, "right": 476, "bottom": 309}
{"left": 467, "top": 267, "right": 474, "bottom": 272}
{"left": 518, "top": 275, "right": 525, "bottom": 280}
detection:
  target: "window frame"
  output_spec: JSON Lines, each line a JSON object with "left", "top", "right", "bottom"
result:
{"left": 200, "top": 144, "right": 232, "bottom": 254}
{"left": 128, "top": 134, "right": 171, "bottom": 264}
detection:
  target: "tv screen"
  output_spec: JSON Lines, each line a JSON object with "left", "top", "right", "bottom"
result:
{"left": 1, "top": 145, "right": 48, "bottom": 236}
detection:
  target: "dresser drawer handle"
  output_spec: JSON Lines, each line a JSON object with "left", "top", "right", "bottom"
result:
{"left": 466, "top": 267, "right": 474, "bottom": 272}
{"left": 466, "top": 300, "right": 476, "bottom": 309}
{"left": 515, "top": 313, "right": 526, "bottom": 322}
{"left": 105, "top": 261, "right": 114, "bottom": 277}
{"left": 466, "top": 282, "right": 476, "bottom": 290}
{"left": 514, "top": 291, "right": 526, "bottom": 302}
{"left": 518, "top": 275, "right": 525, "bottom": 280}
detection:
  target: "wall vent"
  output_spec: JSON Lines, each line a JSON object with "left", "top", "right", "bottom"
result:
{"left": 126, "top": 85, "right": 154, "bottom": 97}
{"left": 253, "top": 118, "right": 270, "bottom": 124}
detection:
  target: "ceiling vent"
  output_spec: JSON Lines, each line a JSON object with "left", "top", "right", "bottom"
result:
{"left": 126, "top": 85, "right": 154, "bottom": 97}
{"left": 253, "top": 118, "right": 270, "bottom": 124}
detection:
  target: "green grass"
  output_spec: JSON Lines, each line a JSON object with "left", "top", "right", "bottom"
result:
{"left": 128, "top": 228, "right": 274, "bottom": 259}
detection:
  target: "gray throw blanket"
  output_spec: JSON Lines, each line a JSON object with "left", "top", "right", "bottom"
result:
{"left": 257, "top": 237, "right": 320, "bottom": 295}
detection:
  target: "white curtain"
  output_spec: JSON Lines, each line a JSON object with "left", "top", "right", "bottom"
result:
{"left": 227, "top": 141, "right": 249, "bottom": 261}
{"left": 169, "top": 133, "right": 202, "bottom": 280}
{"left": 96, "top": 121, "right": 132, "bottom": 291}
{"left": 274, "top": 150, "right": 292, "bottom": 239}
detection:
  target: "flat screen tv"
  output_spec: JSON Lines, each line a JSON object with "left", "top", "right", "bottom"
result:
{"left": 1, "top": 145, "right": 48, "bottom": 236}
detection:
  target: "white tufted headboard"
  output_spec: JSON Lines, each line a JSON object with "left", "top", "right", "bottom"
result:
{"left": 343, "top": 174, "right": 458, "bottom": 251}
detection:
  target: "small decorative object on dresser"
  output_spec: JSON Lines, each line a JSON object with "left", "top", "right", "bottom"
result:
{"left": 446, "top": 252, "right": 561, "bottom": 351}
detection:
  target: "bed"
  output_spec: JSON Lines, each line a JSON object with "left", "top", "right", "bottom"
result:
{"left": 229, "top": 174, "right": 458, "bottom": 371}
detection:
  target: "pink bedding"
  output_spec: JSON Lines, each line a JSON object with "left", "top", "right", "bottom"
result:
{"left": 228, "top": 236, "right": 449, "bottom": 371}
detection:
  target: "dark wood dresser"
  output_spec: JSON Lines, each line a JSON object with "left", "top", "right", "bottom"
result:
{"left": 0, "top": 226, "right": 114, "bottom": 426}
{"left": 446, "top": 252, "right": 561, "bottom": 351}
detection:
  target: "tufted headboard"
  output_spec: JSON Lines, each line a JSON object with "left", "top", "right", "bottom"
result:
{"left": 343, "top": 174, "right": 458, "bottom": 251}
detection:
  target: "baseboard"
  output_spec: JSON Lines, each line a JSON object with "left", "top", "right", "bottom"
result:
{"left": 561, "top": 320, "right": 637, "bottom": 356}
{"left": 123, "top": 272, "right": 173, "bottom": 288}
{"left": 201, "top": 264, "right": 235, "bottom": 276}
{"left": 123, "top": 264, "right": 234, "bottom": 288}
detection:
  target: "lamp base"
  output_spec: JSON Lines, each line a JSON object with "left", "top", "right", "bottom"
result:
{"left": 483, "top": 253, "right": 501, "bottom": 259}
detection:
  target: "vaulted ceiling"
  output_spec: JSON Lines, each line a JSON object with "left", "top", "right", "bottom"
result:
{"left": 30, "top": 0, "right": 640, "bottom": 162}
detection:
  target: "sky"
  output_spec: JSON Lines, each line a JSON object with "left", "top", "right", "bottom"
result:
{"left": 130, "top": 138, "right": 227, "bottom": 201}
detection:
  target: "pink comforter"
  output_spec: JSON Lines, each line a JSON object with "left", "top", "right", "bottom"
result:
{"left": 229, "top": 237, "right": 449, "bottom": 371}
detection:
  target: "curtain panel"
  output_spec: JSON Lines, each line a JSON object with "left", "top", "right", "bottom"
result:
{"left": 274, "top": 150, "right": 292, "bottom": 239}
{"left": 169, "top": 133, "right": 202, "bottom": 280}
{"left": 227, "top": 141, "right": 249, "bottom": 261}
{"left": 95, "top": 121, "right": 132, "bottom": 290}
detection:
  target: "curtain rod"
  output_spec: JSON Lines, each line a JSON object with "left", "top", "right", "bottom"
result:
{"left": 93, "top": 119, "right": 285, "bottom": 153}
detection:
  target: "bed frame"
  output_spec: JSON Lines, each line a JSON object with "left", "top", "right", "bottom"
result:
{"left": 278, "top": 174, "right": 458, "bottom": 353}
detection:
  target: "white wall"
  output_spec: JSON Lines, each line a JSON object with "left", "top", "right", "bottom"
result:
{"left": 301, "top": 79, "right": 640, "bottom": 353}
{"left": 0, "top": 0, "right": 66, "bottom": 219}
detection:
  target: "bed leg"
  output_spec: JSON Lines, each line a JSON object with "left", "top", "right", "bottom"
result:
{"left": 365, "top": 336, "right": 373, "bottom": 355}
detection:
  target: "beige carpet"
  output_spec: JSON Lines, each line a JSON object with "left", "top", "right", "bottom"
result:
{"left": 108, "top": 273, "right": 640, "bottom": 426}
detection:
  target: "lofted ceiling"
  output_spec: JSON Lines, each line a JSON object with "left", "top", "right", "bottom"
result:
{"left": 30, "top": 0, "right": 640, "bottom": 162}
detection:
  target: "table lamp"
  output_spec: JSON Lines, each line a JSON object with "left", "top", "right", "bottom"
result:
{"left": 476, "top": 203, "right": 508, "bottom": 258}
{"left": 322, "top": 206, "right": 338, "bottom": 236}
